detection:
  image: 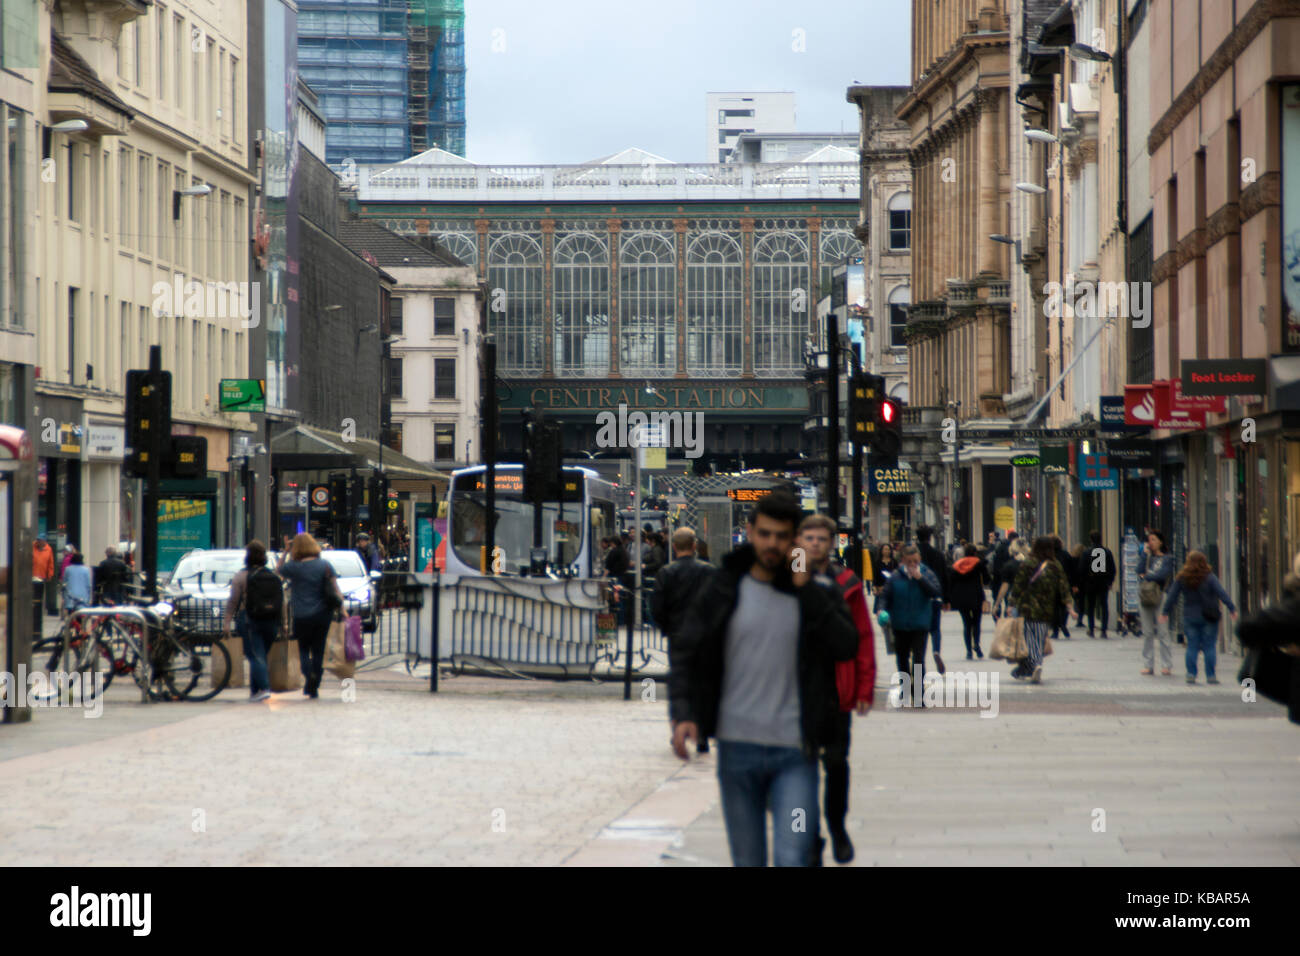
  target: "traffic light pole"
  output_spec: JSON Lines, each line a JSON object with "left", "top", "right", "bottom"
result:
{"left": 849, "top": 358, "right": 864, "bottom": 579}
{"left": 826, "top": 311, "right": 840, "bottom": 528}
{"left": 483, "top": 340, "right": 496, "bottom": 574}
{"left": 143, "top": 346, "right": 163, "bottom": 601}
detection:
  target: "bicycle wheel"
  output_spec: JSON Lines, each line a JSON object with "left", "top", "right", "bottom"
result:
{"left": 159, "top": 635, "right": 231, "bottom": 701}
{"left": 29, "top": 630, "right": 114, "bottom": 704}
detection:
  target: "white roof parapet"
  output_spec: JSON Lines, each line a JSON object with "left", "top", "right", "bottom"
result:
{"left": 354, "top": 161, "right": 861, "bottom": 202}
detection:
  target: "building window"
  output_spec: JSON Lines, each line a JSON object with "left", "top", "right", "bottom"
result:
{"left": 434, "top": 422, "right": 455, "bottom": 461}
{"left": 433, "top": 297, "right": 456, "bottom": 336}
{"left": 619, "top": 232, "right": 676, "bottom": 375}
{"left": 888, "top": 285, "right": 910, "bottom": 350}
{"left": 819, "top": 228, "right": 858, "bottom": 298}
{"left": 64, "top": 142, "right": 78, "bottom": 223}
{"left": 390, "top": 296, "right": 404, "bottom": 334}
{"left": 554, "top": 232, "right": 610, "bottom": 375}
{"left": 387, "top": 421, "right": 402, "bottom": 453}
{"left": 68, "top": 287, "right": 78, "bottom": 383}
{"left": 434, "top": 357, "right": 455, "bottom": 399}
{"left": 6, "top": 107, "right": 26, "bottom": 329}
{"left": 686, "top": 231, "right": 742, "bottom": 375}
{"left": 137, "top": 154, "right": 150, "bottom": 254}
{"left": 156, "top": 6, "right": 166, "bottom": 98}
{"left": 118, "top": 146, "right": 131, "bottom": 246}
{"left": 753, "top": 231, "right": 809, "bottom": 376}
{"left": 486, "top": 231, "right": 543, "bottom": 373}
{"left": 888, "top": 192, "right": 912, "bottom": 250}
{"left": 388, "top": 356, "right": 402, "bottom": 397}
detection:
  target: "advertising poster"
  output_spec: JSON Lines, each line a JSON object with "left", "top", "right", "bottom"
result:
{"left": 157, "top": 499, "right": 213, "bottom": 575}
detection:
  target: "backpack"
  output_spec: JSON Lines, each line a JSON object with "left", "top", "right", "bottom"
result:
{"left": 245, "top": 566, "right": 284, "bottom": 621}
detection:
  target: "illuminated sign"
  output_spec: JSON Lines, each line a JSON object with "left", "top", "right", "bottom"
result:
{"left": 727, "top": 488, "right": 771, "bottom": 502}
{"left": 869, "top": 468, "right": 919, "bottom": 496}
{"left": 1010, "top": 454, "right": 1041, "bottom": 468}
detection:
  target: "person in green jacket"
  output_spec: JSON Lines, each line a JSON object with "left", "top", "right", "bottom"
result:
{"left": 1009, "top": 536, "right": 1073, "bottom": 684}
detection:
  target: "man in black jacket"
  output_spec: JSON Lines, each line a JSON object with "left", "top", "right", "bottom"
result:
{"left": 1079, "top": 529, "right": 1117, "bottom": 638}
{"left": 991, "top": 531, "right": 1018, "bottom": 581}
{"left": 915, "top": 525, "right": 949, "bottom": 674}
{"left": 669, "top": 492, "right": 858, "bottom": 867}
{"left": 654, "top": 527, "right": 716, "bottom": 751}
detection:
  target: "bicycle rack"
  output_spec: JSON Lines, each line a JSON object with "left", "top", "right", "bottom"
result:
{"left": 67, "top": 606, "right": 162, "bottom": 704}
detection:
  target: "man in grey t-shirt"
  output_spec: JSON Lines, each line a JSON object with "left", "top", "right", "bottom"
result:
{"left": 669, "top": 493, "right": 858, "bottom": 866}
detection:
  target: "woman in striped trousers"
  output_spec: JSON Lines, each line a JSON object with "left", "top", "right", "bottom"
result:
{"left": 1009, "top": 536, "right": 1074, "bottom": 684}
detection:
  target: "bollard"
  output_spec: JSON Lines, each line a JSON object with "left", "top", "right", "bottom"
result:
{"left": 428, "top": 576, "right": 439, "bottom": 693}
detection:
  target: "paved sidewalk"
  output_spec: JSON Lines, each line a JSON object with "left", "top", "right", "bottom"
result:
{"left": 2, "top": 611, "right": 1296, "bottom": 866}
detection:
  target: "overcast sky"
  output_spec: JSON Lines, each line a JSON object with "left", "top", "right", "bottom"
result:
{"left": 464, "top": 0, "right": 911, "bottom": 165}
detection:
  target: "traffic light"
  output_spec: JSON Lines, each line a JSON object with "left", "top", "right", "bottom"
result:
{"left": 875, "top": 393, "right": 902, "bottom": 458}
{"left": 523, "top": 408, "right": 563, "bottom": 501}
{"left": 167, "top": 435, "right": 207, "bottom": 479}
{"left": 848, "top": 373, "right": 877, "bottom": 444}
{"left": 125, "top": 368, "right": 172, "bottom": 478}
{"left": 329, "top": 474, "right": 349, "bottom": 523}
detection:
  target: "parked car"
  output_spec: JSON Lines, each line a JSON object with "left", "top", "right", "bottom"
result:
{"left": 163, "top": 549, "right": 248, "bottom": 638}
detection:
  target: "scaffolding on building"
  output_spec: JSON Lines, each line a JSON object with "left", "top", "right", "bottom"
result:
{"left": 299, "top": 0, "right": 465, "bottom": 166}
{"left": 407, "top": 0, "right": 465, "bottom": 157}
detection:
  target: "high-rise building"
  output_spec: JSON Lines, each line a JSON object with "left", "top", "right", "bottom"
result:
{"left": 297, "top": 0, "right": 465, "bottom": 167}
{"left": 706, "top": 91, "right": 795, "bottom": 163}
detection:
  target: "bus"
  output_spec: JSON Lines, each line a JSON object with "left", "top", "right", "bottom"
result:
{"left": 444, "top": 464, "right": 617, "bottom": 577}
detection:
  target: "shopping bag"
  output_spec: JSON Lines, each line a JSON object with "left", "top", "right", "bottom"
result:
{"left": 344, "top": 614, "right": 365, "bottom": 662}
{"left": 324, "top": 615, "right": 356, "bottom": 679}
{"left": 268, "top": 638, "right": 302, "bottom": 691}
{"left": 989, "top": 615, "right": 1024, "bottom": 661}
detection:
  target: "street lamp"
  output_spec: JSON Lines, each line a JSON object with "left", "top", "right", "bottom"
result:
{"left": 990, "top": 233, "right": 1023, "bottom": 265}
{"left": 1015, "top": 182, "right": 1047, "bottom": 195}
{"left": 1068, "top": 42, "right": 1111, "bottom": 62}
{"left": 172, "top": 183, "right": 211, "bottom": 220}
{"left": 1024, "top": 128, "right": 1058, "bottom": 144}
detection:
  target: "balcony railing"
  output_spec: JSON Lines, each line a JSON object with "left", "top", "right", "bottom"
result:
{"left": 352, "top": 161, "right": 860, "bottom": 202}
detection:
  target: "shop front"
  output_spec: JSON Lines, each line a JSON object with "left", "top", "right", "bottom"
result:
{"left": 34, "top": 393, "right": 83, "bottom": 552}
{"left": 0, "top": 425, "right": 35, "bottom": 723}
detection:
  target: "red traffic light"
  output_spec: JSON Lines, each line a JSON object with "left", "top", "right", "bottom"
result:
{"left": 880, "top": 399, "right": 898, "bottom": 424}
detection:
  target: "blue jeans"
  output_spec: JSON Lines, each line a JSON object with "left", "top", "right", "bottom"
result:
{"left": 238, "top": 611, "right": 276, "bottom": 695}
{"left": 929, "top": 601, "right": 942, "bottom": 655}
{"left": 716, "top": 739, "right": 819, "bottom": 867}
{"left": 1184, "top": 617, "right": 1217, "bottom": 679}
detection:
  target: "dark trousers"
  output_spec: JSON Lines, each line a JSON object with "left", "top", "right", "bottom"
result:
{"left": 893, "top": 628, "right": 928, "bottom": 707}
{"left": 239, "top": 612, "right": 277, "bottom": 695}
{"left": 958, "top": 606, "right": 983, "bottom": 654}
{"left": 1082, "top": 588, "right": 1110, "bottom": 634}
{"left": 928, "top": 602, "right": 942, "bottom": 654}
{"left": 43, "top": 577, "right": 58, "bottom": 615}
{"left": 294, "top": 612, "right": 332, "bottom": 693}
{"left": 820, "top": 711, "right": 853, "bottom": 836}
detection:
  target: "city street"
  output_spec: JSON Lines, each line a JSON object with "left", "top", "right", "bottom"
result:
{"left": 4, "top": 612, "right": 1297, "bottom": 867}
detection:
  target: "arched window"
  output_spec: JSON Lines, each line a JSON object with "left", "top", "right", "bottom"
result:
{"left": 434, "top": 232, "right": 477, "bottom": 266}
{"left": 753, "top": 231, "right": 809, "bottom": 376}
{"left": 619, "top": 232, "right": 676, "bottom": 375}
{"left": 887, "top": 285, "right": 910, "bottom": 350}
{"left": 686, "top": 232, "right": 742, "bottom": 375}
{"left": 819, "top": 229, "right": 859, "bottom": 299}
{"left": 887, "top": 192, "right": 912, "bottom": 251}
{"left": 553, "top": 232, "right": 610, "bottom": 375}
{"left": 487, "top": 232, "right": 543, "bottom": 373}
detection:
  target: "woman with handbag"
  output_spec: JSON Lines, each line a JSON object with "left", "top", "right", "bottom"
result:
{"left": 949, "top": 543, "right": 991, "bottom": 659}
{"left": 277, "top": 533, "right": 345, "bottom": 699}
{"left": 1008, "top": 536, "right": 1073, "bottom": 684}
{"left": 1159, "top": 550, "right": 1236, "bottom": 684}
{"left": 1137, "top": 530, "right": 1175, "bottom": 675}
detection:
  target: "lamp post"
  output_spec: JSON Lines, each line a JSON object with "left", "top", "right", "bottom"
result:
{"left": 947, "top": 399, "right": 962, "bottom": 547}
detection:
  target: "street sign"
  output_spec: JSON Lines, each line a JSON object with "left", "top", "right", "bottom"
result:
{"left": 1100, "top": 395, "right": 1146, "bottom": 432}
{"left": 1078, "top": 453, "right": 1119, "bottom": 490}
{"left": 219, "top": 378, "right": 266, "bottom": 412}
{"left": 310, "top": 485, "right": 330, "bottom": 508}
{"left": 1105, "top": 439, "right": 1156, "bottom": 468}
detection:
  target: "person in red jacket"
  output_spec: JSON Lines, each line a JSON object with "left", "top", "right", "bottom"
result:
{"left": 797, "top": 514, "right": 876, "bottom": 865}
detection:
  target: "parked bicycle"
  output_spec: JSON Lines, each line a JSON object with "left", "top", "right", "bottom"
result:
{"left": 32, "top": 601, "right": 231, "bottom": 703}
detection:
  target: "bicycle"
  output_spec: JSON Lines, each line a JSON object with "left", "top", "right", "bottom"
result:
{"left": 49, "top": 603, "right": 231, "bottom": 702}
{"left": 30, "top": 610, "right": 117, "bottom": 704}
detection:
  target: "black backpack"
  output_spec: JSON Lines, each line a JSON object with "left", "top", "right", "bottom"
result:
{"left": 245, "top": 566, "right": 284, "bottom": 620}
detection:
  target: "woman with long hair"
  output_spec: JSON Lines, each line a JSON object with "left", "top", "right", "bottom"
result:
{"left": 1008, "top": 536, "right": 1073, "bottom": 683}
{"left": 276, "top": 532, "right": 344, "bottom": 698}
{"left": 222, "top": 540, "right": 279, "bottom": 702}
{"left": 1161, "top": 550, "right": 1237, "bottom": 684}
{"left": 992, "top": 538, "right": 1030, "bottom": 619}
{"left": 1138, "top": 530, "right": 1175, "bottom": 675}
{"left": 949, "top": 543, "right": 991, "bottom": 659}
{"left": 873, "top": 542, "right": 898, "bottom": 610}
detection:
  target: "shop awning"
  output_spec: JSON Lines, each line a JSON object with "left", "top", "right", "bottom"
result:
{"left": 270, "top": 423, "right": 448, "bottom": 481}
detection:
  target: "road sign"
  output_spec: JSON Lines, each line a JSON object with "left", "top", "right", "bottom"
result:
{"left": 219, "top": 379, "right": 266, "bottom": 412}
{"left": 311, "top": 485, "right": 330, "bottom": 508}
